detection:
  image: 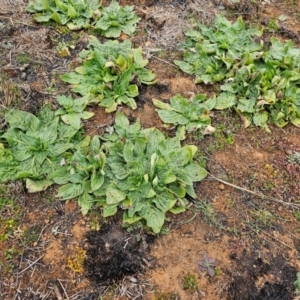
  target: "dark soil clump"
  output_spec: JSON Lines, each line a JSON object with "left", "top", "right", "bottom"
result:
{"left": 84, "top": 221, "right": 154, "bottom": 285}
{"left": 227, "top": 252, "right": 297, "bottom": 300}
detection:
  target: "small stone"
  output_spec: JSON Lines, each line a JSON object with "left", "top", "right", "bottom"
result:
{"left": 81, "top": 221, "right": 86, "bottom": 225}
{"left": 21, "top": 72, "right": 26, "bottom": 80}
{"left": 19, "top": 64, "right": 29, "bottom": 71}
{"left": 33, "top": 242, "right": 38, "bottom": 247}
{"left": 219, "top": 184, "right": 225, "bottom": 190}
{"left": 44, "top": 219, "right": 49, "bottom": 224}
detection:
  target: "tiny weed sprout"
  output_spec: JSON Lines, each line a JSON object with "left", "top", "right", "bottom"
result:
{"left": 197, "top": 253, "right": 217, "bottom": 277}
{"left": 183, "top": 273, "right": 197, "bottom": 291}
{"left": 288, "top": 151, "right": 300, "bottom": 165}
{"left": 294, "top": 272, "right": 300, "bottom": 295}
{"left": 194, "top": 200, "right": 223, "bottom": 228}
{"left": 251, "top": 208, "right": 274, "bottom": 226}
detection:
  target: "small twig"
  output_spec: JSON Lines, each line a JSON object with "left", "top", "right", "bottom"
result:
{"left": 36, "top": 224, "right": 49, "bottom": 243}
{"left": 16, "top": 254, "right": 44, "bottom": 275}
{"left": 247, "top": 225, "right": 294, "bottom": 250}
{"left": 151, "top": 55, "right": 178, "bottom": 67}
{"left": 51, "top": 280, "right": 63, "bottom": 300}
{"left": 41, "top": 289, "right": 53, "bottom": 300}
{"left": 208, "top": 173, "right": 300, "bottom": 208}
{"left": 58, "top": 278, "right": 69, "bottom": 300}
{"left": 182, "top": 212, "right": 198, "bottom": 224}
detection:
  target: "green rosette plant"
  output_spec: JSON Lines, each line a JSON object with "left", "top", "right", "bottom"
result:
{"left": 153, "top": 94, "right": 216, "bottom": 139}
{"left": 175, "top": 15, "right": 300, "bottom": 131}
{"left": 60, "top": 36, "right": 157, "bottom": 112}
{"left": 0, "top": 105, "right": 80, "bottom": 190}
{"left": 26, "top": 0, "right": 102, "bottom": 30}
{"left": 95, "top": 0, "right": 141, "bottom": 38}
{"left": 175, "top": 15, "right": 263, "bottom": 85}
{"left": 55, "top": 94, "right": 94, "bottom": 130}
{"left": 96, "top": 113, "right": 207, "bottom": 233}
{"left": 48, "top": 136, "right": 106, "bottom": 214}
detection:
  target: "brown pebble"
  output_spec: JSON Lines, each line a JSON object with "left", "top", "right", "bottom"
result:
{"left": 44, "top": 219, "right": 49, "bottom": 224}
{"left": 219, "top": 184, "right": 225, "bottom": 190}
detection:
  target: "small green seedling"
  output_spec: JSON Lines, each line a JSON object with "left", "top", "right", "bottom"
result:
{"left": 294, "top": 272, "right": 300, "bottom": 295}
{"left": 183, "top": 273, "right": 197, "bottom": 291}
{"left": 251, "top": 209, "right": 274, "bottom": 226}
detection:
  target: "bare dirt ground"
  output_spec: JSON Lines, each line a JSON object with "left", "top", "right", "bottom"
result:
{"left": 1, "top": 0, "right": 300, "bottom": 299}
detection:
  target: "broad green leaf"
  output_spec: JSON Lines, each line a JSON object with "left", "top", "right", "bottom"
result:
{"left": 115, "top": 111, "right": 130, "bottom": 127}
{"left": 184, "top": 163, "right": 207, "bottom": 182}
{"left": 186, "top": 184, "right": 196, "bottom": 198}
{"left": 169, "top": 205, "right": 186, "bottom": 214}
{"left": 171, "top": 145, "right": 197, "bottom": 166}
{"left": 54, "top": 0, "right": 68, "bottom": 11}
{"left": 214, "top": 93, "right": 236, "bottom": 110}
{"left": 237, "top": 98, "right": 256, "bottom": 113}
{"left": 127, "top": 85, "right": 139, "bottom": 97}
{"left": 123, "top": 210, "right": 142, "bottom": 224}
{"left": 109, "top": 162, "right": 128, "bottom": 180}
{"left": 78, "top": 192, "right": 93, "bottom": 215}
{"left": 153, "top": 99, "right": 172, "bottom": 110}
{"left": 48, "top": 167, "right": 70, "bottom": 184}
{"left": 174, "top": 60, "right": 194, "bottom": 74}
{"left": 49, "top": 143, "right": 73, "bottom": 156}
{"left": 51, "top": 12, "right": 65, "bottom": 24}
{"left": 60, "top": 72, "right": 83, "bottom": 84}
{"left": 26, "top": 178, "right": 53, "bottom": 193}
{"left": 91, "top": 172, "right": 104, "bottom": 191}
{"left": 61, "top": 113, "right": 81, "bottom": 130}
{"left": 140, "top": 206, "right": 165, "bottom": 233}
{"left": 57, "top": 183, "right": 83, "bottom": 200}
{"left": 253, "top": 111, "right": 268, "bottom": 127}
{"left": 81, "top": 111, "right": 94, "bottom": 120}
{"left": 6, "top": 110, "right": 39, "bottom": 131}
{"left": 106, "top": 186, "right": 126, "bottom": 204}
{"left": 103, "top": 204, "right": 118, "bottom": 217}
{"left": 157, "top": 110, "right": 189, "bottom": 125}
{"left": 56, "top": 95, "right": 73, "bottom": 107}
{"left": 67, "top": 4, "right": 77, "bottom": 18}
{"left": 168, "top": 183, "right": 186, "bottom": 198}
{"left": 290, "top": 116, "right": 300, "bottom": 127}
{"left": 153, "top": 192, "right": 177, "bottom": 212}
{"left": 34, "top": 14, "right": 52, "bottom": 22}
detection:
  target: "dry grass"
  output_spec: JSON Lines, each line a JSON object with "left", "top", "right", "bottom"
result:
{"left": 137, "top": 0, "right": 220, "bottom": 51}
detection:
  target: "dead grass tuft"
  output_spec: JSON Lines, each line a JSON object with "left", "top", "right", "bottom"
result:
{"left": 138, "top": 1, "right": 220, "bottom": 51}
